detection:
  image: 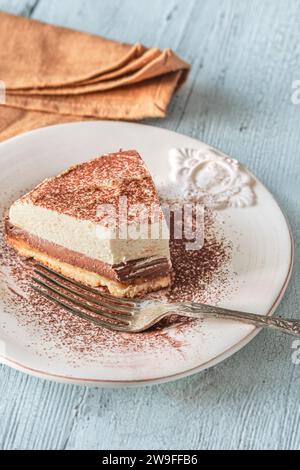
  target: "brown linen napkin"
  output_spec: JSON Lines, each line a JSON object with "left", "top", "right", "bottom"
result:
{"left": 0, "top": 12, "right": 190, "bottom": 141}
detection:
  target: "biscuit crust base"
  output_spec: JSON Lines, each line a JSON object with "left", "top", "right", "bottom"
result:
{"left": 6, "top": 235, "right": 171, "bottom": 298}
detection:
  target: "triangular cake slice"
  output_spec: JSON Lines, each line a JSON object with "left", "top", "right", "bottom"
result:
{"left": 5, "top": 150, "right": 172, "bottom": 297}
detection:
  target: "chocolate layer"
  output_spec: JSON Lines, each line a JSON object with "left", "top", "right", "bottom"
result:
{"left": 5, "top": 219, "right": 171, "bottom": 283}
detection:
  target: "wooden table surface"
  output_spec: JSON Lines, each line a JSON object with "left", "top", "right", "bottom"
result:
{"left": 0, "top": 0, "right": 300, "bottom": 450}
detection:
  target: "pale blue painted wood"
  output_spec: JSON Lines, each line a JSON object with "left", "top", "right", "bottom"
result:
{"left": 0, "top": 0, "right": 300, "bottom": 450}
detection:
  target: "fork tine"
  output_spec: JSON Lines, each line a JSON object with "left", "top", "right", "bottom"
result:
{"left": 35, "top": 263, "right": 141, "bottom": 307}
{"left": 93, "top": 287, "right": 143, "bottom": 306}
{"left": 32, "top": 285, "right": 130, "bottom": 332}
{"left": 33, "top": 268, "right": 134, "bottom": 316}
{"left": 32, "top": 277, "right": 130, "bottom": 325}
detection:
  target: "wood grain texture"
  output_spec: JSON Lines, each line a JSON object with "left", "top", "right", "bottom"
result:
{"left": 0, "top": 0, "right": 299, "bottom": 450}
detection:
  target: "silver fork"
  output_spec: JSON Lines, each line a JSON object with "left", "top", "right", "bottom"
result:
{"left": 31, "top": 263, "right": 300, "bottom": 336}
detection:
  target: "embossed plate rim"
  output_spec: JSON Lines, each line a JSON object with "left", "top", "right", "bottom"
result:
{"left": 0, "top": 120, "right": 294, "bottom": 386}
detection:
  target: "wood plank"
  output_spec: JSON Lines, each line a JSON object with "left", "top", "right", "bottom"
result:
{"left": 0, "top": 0, "right": 40, "bottom": 16}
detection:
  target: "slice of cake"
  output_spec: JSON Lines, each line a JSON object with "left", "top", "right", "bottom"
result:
{"left": 5, "top": 150, "right": 172, "bottom": 297}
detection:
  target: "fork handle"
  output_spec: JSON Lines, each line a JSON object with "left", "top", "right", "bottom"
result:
{"left": 178, "top": 303, "right": 300, "bottom": 337}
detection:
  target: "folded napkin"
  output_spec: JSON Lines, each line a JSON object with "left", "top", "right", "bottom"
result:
{"left": 0, "top": 12, "right": 190, "bottom": 141}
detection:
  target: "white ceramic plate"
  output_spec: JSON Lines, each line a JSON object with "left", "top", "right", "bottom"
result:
{"left": 0, "top": 121, "right": 293, "bottom": 386}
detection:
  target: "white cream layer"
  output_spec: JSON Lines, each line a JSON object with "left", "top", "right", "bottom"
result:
{"left": 9, "top": 201, "right": 170, "bottom": 265}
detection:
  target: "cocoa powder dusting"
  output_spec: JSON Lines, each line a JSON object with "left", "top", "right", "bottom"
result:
{"left": 17, "top": 150, "right": 163, "bottom": 224}
{"left": 166, "top": 212, "right": 231, "bottom": 303}
{"left": 0, "top": 204, "right": 234, "bottom": 362}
